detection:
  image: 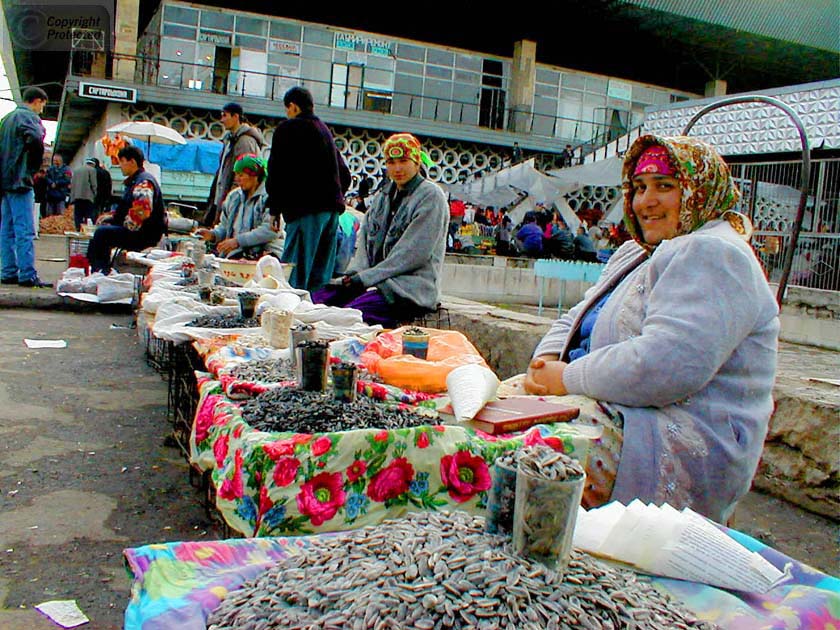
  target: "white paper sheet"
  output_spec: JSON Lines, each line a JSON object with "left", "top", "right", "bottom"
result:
{"left": 573, "top": 501, "right": 789, "bottom": 593}
{"left": 35, "top": 600, "right": 89, "bottom": 628}
{"left": 24, "top": 339, "right": 67, "bottom": 349}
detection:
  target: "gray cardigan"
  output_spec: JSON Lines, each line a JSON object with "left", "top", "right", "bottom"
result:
{"left": 534, "top": 220, "right": 779, "bottom": 522}
{"left": 347, "top": 177, "right": 448, "bottom": 311}
{"left": 211, "top": 183, "right": 284, "bottom": 259}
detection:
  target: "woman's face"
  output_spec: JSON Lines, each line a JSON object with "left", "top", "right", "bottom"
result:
{"left": 631, "top": 173, "right": 682, "bottom": 245}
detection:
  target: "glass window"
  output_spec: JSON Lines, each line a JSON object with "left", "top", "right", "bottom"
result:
{"left": 235, "top": 35, "right": 266, "bottom": 51}
{"left": 332, "top": 50, "right": 347, "bottom": 64}
{"left": 162, "top": 24, "right": 196, "bottom": 41}
{"left": 302, "top": 44, "right": 332, "bottom": 61}
{"left": 534, "top": 95, "right": 557, "bottom": 116}
{"left": 303, "top": 26, "right": 333, "bottom": 46}
{"left": 453, "top": 82, "right": 479, "bottom": 104}
{"left": 396, "top": 60, "right": 423, "bottom": 76}
{"left": 394, "top": 73, "right": 421, "bottom": 98}
{"left": 536, "top": 68, "right": 559, "bottom": 86}
{"left": 426, "top": 49, "right": 453, "bottom": 67}
{"left": 271, "top": 21, "right": 301, "bottom": 41}
{"left": 397, "top": 43, "right": 425, "bottom": 61}
{"left": 585, "top": 75, "right": 608, "bottom": 94}
{"left": 200, "top": 10, "right": 233, "bottom": 31}
{"left": 364, "top": 68, "right": 393, "bottom": 90}
{"left": 561, "top": 73, "right": 585, "bottom": 90}
{"left": 367, "top": 55, "right": 395, "bottom": 71}
{"left": 269, "top": 51, "right": 299, "bottom": 66}
{"left": 455, "top": 53, "right": 481, "bottom": 72}
{"left": 425, "top": 65, "right": 452, "bottom": 80}
{"left": 536, "top": 82, "right": 558, "bottom": 98}
{"left": 454, "top": 70, "right": 479, "bottom": 84}
{"left": 301, "top": 58, "right": 331, "bottom": 85}
{"left": 236, "top": 16, "right": 266, "bottom": 36}
{"left": 164, "top": 5, "right": 198, "bottom": 26}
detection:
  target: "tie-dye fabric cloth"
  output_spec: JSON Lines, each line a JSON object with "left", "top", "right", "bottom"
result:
{"left": 123, "top": 525, "right": 839, "bottom": 630}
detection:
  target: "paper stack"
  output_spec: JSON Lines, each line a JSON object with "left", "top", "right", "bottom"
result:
{"left": 573, "top": 500, "right": 790, "bottom": 593}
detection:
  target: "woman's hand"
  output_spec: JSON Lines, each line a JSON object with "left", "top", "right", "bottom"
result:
{"left": 524, "top": 355, "right": 569, "bottom": 396}
{"left": 217, "top": 237, "right": 239, "bottom": 256}
{"left": 195, "top": 228, "right": 213, "bottom": 242}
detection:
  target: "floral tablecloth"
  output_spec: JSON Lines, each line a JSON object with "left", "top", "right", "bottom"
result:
{"left": 123, "top": 523, "right": 840, "bottom": 630}
{"left": 190, "top": 374, "right": 600, "bottom": 537}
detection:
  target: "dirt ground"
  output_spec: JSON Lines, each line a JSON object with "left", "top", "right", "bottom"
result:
{"left": 0, "top": 308, "right": 836, "bottom": 629}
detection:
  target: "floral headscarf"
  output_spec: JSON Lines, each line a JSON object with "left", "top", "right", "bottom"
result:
{"left": 383, "top": 133, "right": 434, "bottom": 167}
{"left": 622, "top": 134, "right": 746, "bottom": 253}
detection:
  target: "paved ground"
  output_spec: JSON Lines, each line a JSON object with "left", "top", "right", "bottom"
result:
{"left": 0, "top": 236, "right": 836, "bottom": 628}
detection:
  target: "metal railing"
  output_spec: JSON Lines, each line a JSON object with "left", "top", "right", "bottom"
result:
{"left": 76, "top": 51, "right": 621, "bottom": 149}
{"left": 753, "top": 231, "right": 839, "bottom": 291}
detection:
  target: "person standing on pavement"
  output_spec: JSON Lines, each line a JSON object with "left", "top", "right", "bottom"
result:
{"left": 203, "top": 102, "right": 266, "bottom": 227}
{"left": 92, "top": 158, "right": 113, "bottom": 217}
{"left": 45, "top": 152, "right": 72, "bottom": 216}
{"left": 267, "top": 86, "right": 351, "bottom": 292}
{"left": 86, "top": 145, "right": 165, "bottom": 274}
{"left": 70, "top": 157, "right": 98, "bottom": 229}
{"left": 0, "top": 86, "right": 50, "bottom": 288}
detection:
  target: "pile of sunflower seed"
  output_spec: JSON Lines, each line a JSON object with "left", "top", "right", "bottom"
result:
{"left": 207, "top": 510, "right": 718, "bottom": 630}
{"left": 222, "top": 358, "right": 295, "bottom": 383}
{"left": 239, "top": 387, "right": 429, "bottom": 433}
{"left": 187, "top": 314, "right": 260, "bottom": 329}
{"left": 518, "top": 445, "right": 585, "bottom": 481}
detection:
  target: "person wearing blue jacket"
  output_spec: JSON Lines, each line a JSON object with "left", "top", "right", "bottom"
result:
{"left": 0, "top": 87, "right": 49, "bottom": 288}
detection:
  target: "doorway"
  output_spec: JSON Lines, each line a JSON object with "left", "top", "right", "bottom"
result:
{"left": 331, "top": 63, "right": 365, "bottom": 109}
{"left": 213, "top": 46, "right": 231, "bottom": 95}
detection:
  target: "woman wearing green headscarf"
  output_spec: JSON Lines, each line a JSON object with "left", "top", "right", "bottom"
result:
{"left": 197, "top": 154, "right": 284, "bottom": 259}
{"left": 521, "top": 135, "right": 779, "bottom": 523}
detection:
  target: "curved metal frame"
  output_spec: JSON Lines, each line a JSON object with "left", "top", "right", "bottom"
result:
{"left": 681, "top": 95, "right": 811, "bottom": 307}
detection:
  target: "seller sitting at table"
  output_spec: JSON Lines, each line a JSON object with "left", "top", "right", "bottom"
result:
{"left": 522, "top": 135, "right": 779, "bottom": 524}
{"left": 87, "top": 145, "right": 166, "bottom": 274}
{"left": 196, "top": 154, "right": 284, "bottom": 259}
{"left": 310, "top": 133, "right": 448, "bottom": 327}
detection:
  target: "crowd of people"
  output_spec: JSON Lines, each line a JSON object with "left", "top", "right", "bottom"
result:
{"left": 446, "top": 197, "right": 630, "bottom": 262}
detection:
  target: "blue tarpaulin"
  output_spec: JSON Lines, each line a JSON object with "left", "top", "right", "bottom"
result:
{"left": 148, "top": 139, "right": 223, "bottom": 174}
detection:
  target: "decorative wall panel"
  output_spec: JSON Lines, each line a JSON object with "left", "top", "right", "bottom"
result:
{"left": 644, "top": 83, "right": 840, "bottom": 155}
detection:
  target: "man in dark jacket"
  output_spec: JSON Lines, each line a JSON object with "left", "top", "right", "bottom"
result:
{"left": 86, "top": 145, "right": 166, "bottom": 274}
{"left": 203, "top": 102, "right": 265, "bottom": 226}
{"left": 0, "top": 87, "right": 49, "bottom": 287}
{"left": 45, "top": 153, "right": 72, "bottom": 216}
{"left": 266, "top": 86, "right": 350, "bottom": 292}
{"left": 91, "top": 158, "right": 113, "bottom": 216}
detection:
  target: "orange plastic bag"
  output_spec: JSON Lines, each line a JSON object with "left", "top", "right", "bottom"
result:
{"left": 360, "top": 326, "right": 488, "bottom": 393}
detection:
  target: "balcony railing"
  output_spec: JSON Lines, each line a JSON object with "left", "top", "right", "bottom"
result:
{"left": 73, "top": 51, "right": 621, "bottom": 154}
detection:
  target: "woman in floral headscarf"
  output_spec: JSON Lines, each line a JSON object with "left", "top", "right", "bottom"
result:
{"left": 522, "top": 135, "right": 779, "bottom": 523}
{"left": 311, "top": 133, "right": 448, "bottom": 327}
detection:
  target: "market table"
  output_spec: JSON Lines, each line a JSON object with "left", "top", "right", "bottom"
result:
{"left": 122, "top": 520, "right": 840, "bottom": 630}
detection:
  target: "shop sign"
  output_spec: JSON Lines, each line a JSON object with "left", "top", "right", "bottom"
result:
{"left": 269, "top": 39, "right": 300, "bottom": 54}
{"left": 79, "top": 82, "right": 137, "bottom": 103}
{"left": 334, "top": 32, "right": 393, "bottom": 57}
{"left": 198, "top": 30, "right": 231, "bottom": 46}
{"left": 607, "top": 80, "right": 632, "bottom": 101}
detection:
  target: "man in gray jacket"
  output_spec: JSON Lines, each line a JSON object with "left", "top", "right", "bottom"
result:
{"left": 0, "top": 87, "right": 50, "bottom": 287}
{"left": 310, "top": 133, "right": 448, "bottom": 327}
{"left": 202, "top": 102, "right": 265, "bottom": 226}
{"left": 70, "top": 157, "right": 98, "bottom": 229}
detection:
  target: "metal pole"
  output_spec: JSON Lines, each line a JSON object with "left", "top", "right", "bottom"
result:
{"left": 681, "top": 95, "right": 811, "bottom": 308}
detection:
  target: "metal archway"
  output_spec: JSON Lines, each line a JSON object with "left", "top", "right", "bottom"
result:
{"left": 681, "top": 95, "right": 811, "bottom": 307}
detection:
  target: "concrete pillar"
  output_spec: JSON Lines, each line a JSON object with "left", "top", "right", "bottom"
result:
{"left": 705, "top": 79, "right": 727, "bottom": 97}
{"left": 113, "top": 0, "right": 140, "bottom": 81}
{"left": 509, "top": 40, "right": 537, "bottom": 134}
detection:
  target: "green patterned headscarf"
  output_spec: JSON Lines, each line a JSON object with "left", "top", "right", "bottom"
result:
{"left": 383, "top": 133, "right": 434, "bottom": 167}
{"left": 234, "top": 153, "right": 268, "bottom": 180}
{"left": 622, "top": 135, "right": 744, "bottom": 253}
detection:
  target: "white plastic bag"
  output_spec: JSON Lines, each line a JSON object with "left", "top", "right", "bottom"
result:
{"left": 97, "top": 275, "right": 135, "bottom": 303}
{"left": 446, "top": 364, "right": 500, "bottom": 422}
{"left": 247, "top": 255, "right": 293, "bottom": 290}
